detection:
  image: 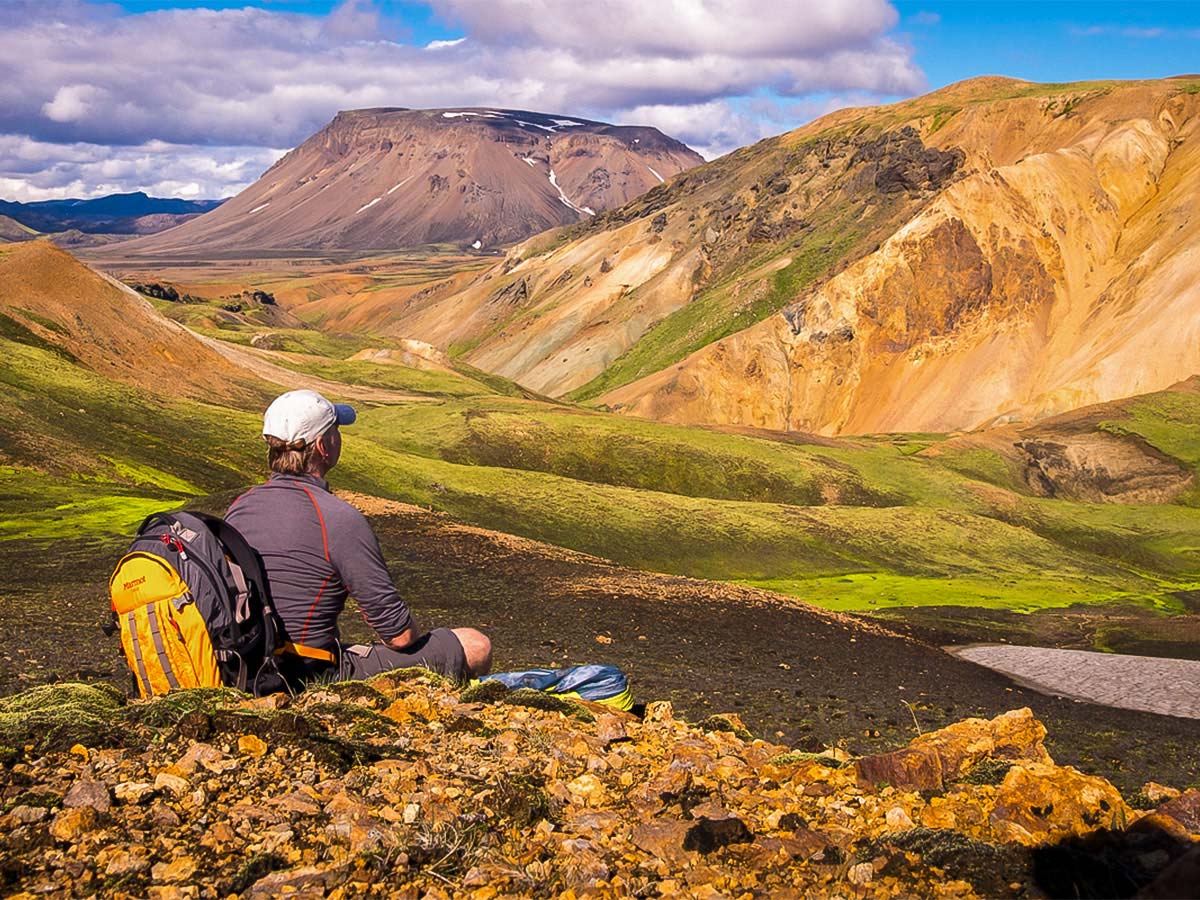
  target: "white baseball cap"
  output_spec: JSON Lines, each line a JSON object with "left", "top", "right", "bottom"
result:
{"left": 262, "top": 389, "right": 356, "bottom": 447}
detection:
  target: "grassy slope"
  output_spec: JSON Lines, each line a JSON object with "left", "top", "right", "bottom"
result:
{"left": 567, "top": 197, "right": 888, "bottom": 403}
{"left": 3, "top": 318, "right": 1197, "bottom": 615}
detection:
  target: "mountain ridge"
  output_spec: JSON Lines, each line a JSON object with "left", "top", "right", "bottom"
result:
{"left": 0, "top": 192, "right": 224, "bottom": 236}
{"left": 116, "top": 107, "right": 703, "bottom": 254}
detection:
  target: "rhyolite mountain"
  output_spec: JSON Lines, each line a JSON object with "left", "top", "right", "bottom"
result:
{"left": 380, "top": 76, "right": 1200, "bottom": 436}
{"left": 123, "top": 108, "right": 703, "bottom": 253}
{"left": 0, "top": 240, "right": 262, "bottom": 405}
{"left": 0, "top": 192, "right": 224, "bottom": 236}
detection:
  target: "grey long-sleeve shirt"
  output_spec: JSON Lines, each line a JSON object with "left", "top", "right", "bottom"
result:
{"left": 226, "top": 473, "right": 414, "bottom": 651}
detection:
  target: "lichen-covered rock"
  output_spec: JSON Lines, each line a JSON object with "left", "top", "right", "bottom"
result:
{"left": 0, "top": 680, "right": 1186, "bottom": 900}
{"left": 989, "top": 761, "right": 1131, "bottom": 846}
{"left": 856, "top": 707, "right": 1049, "bottom": 791}
{"left": 48, "top": 805, "right": 98, "bottom": 842}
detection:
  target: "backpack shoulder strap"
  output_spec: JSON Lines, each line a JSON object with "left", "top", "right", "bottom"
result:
{"left": 191, "top": 513, "right": 269, "bottom": 594}
{"left": 191, "top": 511, "right": 282, "bottom": 653}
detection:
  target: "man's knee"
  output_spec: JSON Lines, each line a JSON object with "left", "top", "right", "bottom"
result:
{"left": 453, "top": 628, "right": 492, "bottom": 676}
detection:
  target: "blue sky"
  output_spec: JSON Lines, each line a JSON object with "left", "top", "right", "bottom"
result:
{"left": 1, "top": 0, "right": 1197, "bottom": 201}
{"left": 894, "top": 1, "right": 1200, "bottom": 87}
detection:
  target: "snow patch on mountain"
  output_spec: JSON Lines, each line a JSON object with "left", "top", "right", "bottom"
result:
{"left": 548, "top": 168, "right": 595, "bottom": 217}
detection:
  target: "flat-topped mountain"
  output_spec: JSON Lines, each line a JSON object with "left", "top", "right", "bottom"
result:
{"left": 121, "top": 108, "right": 703, "bottom": 254}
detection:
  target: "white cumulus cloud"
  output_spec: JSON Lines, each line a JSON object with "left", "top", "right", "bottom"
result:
{"left": 0, "top": 0, "right": 925, "bottom": 200}
{"left": 0, "top": 135, "right": 285, "bottom": 201}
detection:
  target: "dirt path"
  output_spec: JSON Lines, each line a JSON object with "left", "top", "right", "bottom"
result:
{"left": 950, "top": 644, "right": 1200, "bottom": 719}
{"left": 191, "top": 331, "right": 438, "bottom": 403}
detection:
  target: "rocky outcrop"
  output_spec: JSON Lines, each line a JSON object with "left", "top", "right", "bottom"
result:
{"left": 855, "top": 708, "right": 1051, "bottom": 791}
{"left": 1, "top": 682, "right": 1195, "bottom": 899}
{"left": 1016, "top": 430, "right": 1194, "bottom": 503}
{"left": 847, "top": 125, "right": 965, "bottom": 194}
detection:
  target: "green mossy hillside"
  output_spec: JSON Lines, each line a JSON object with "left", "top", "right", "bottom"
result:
{"left": 2, "top": 321, "right": 1198, "bottom": 615}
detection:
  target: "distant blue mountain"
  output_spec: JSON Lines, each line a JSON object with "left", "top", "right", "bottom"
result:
{"left": 0, "top": 191, "right": 226, "bottom": 235}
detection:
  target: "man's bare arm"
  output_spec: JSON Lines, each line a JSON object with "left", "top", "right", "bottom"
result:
{"left": 386, "top": 624, "right": 421, "bottom": 651}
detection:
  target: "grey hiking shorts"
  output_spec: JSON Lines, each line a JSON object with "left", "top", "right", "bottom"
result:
{"left": 337, "top": 628, "right": 468, "bottom": 682}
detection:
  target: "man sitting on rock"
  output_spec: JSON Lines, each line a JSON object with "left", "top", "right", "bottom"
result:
{"left": 227, "top": 389, "right": 491, "bottom": 686}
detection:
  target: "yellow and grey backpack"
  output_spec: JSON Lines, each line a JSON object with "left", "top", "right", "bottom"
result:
{"left": 107, "top": 511, "right": 284, "bottom": 698}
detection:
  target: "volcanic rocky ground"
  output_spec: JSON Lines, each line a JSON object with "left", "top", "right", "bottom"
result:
{"left": 3, "top": 492, "right": 1197, "bottom": 799}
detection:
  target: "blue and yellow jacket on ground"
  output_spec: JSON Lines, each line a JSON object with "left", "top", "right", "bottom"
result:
{"left": 476, "top": 664, "right": 632, "bottom": 711}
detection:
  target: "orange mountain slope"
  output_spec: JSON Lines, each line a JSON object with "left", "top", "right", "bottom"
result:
{"left": 0, "top": 240, "right": 264, "bottom": 404}
{"left": 385, "top": 77, "right": 1200, "bottom": 436}
{"left": 118, "top": 108, "right": 703, "bottom": 254}
{"left": 0, "top": 214, "right": 37, "bottom": 243}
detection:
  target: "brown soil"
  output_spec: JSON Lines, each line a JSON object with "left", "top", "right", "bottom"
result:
{"left": 2, "top": 494, "right": 1197, "bottom": 796}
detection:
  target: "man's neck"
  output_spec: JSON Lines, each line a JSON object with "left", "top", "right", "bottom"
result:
{"left": 270, "top": 471, "right": 328, "bottom": 488}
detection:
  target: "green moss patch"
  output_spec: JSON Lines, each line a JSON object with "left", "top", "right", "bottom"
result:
{"left": 125, "top": 686, "right": 249, "bottom": 729}
{"left": 503, "top": 688, "right": 594, "bottom": 722}
{"left": 769, "top": 750, "right": 846, "bottom": 768}
{"left": 0, "top": 682, "right": 127, "bottom": 753}
{"left": 460, "top": 680, "right": 510, "bottom": 703}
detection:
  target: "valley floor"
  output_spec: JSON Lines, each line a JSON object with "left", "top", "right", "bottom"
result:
{"left": 3, "top": 493, "right": 1197, "bottom": 797}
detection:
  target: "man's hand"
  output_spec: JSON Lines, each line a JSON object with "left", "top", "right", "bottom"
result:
{"left": 385, "top": 625, "right": 420, "bottom": 652}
